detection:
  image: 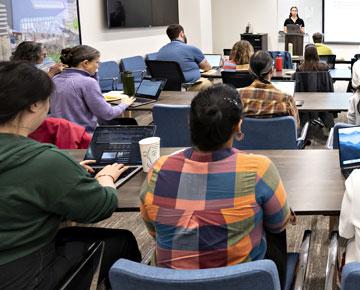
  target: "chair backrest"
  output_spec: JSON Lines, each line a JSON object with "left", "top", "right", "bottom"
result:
{"left": 268, "top": 51, "right": 293, "bottom": 69}
{"left": 294, "top": 71, "right": 334, "bottom": 92}
{"left": 120, "top": 56, "right": 146, "bottom": 82}
{"left": 58, "top": 241, "right": 104, "bottom": 290}
{"left": 28, "top": 117, "right": 92, "bottom": 149}
{"left": 223, "top": 48, "right": 231, "bottom": 56}
{"left": 145, "top": 52, "right": 159, "bottom": 61}
{"left": 153, "top": 104, "right": 191, "bottom": 147}
{"left": 233, "top": 116, "right": 298, "bottom": 150}
{"left": 319, "top": 55, "right": 336, "bottom": 69}
{"left": 98, "top": 61, "right": 121, "bottom": 92}
{"left": 109, "top": 258, "right": 281, "bottom": 290}
{"left": 146, "top": 60, "right": 185, "bottom": 91}
{"left": 332, "top": 123, "right": 354, "bottom": 149}
{"left": 341, "top": 262, "right": 360, "bottom": 290}
{"left": 221, "top": 70, "right": 254, "bottom": 88}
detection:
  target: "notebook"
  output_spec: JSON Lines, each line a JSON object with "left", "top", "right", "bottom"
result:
{"left": 84, "top": 125, "right": 156, "bottom": 187}
{"left": 204, "top": 54, "right": 222, "bottom": 69}
{"left": 338, "top": 126, "right": 360, "bottom": 178}
{"left": 130, "top": 78, "right": 167, "bottom": 108}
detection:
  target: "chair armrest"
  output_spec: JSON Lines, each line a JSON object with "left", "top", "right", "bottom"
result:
{"left": 324, "top": 231, "right": 339, "bottom": 290}
{"left": 293, "top": 230, "right": 312, "bottom": 290}
{"left": 296, "top": 121, "right": 310, "bottom": 149}
{"left": 326, "top": 127, "right": 334, "bottom": 149}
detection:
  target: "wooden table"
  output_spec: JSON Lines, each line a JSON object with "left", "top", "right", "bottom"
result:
{"left": 201, "top": 68, "right": 351, "bottom": 81}
{"left": 125, "top": 91, "right": 351, "bottom": 112}
{"left": 68, "top": 149, "right": 345, "bottom": 215}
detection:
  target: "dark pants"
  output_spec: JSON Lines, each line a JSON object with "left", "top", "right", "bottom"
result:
{"left": 0, "top": 227, "right": 142, "bottom": 290}
{"left": 265, "top": 230, "right": 287, "bottom": 290}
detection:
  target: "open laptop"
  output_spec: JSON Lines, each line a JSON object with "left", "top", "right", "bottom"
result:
{"left": 130, "top": 78, "right": 167, "bottom": 108}
{"left": 84, "top": 125, "right": 156, "bottom": 187}
{"left": 338, "top": 126, "right": 360, "bottom": 178}
{"left": 272, "top": 81, "right": 304, "bottom": 106}
{"left": 204, "top": 54, "right": 222, "bottom": 69}
{"left": 286, "top": 24, "right": 301, "bottom": 33}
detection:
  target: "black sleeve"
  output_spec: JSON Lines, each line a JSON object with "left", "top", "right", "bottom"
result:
{"left": 284, "top": 18, "right": 289, "bottom": 26}
{"left": 300, "top": 18, "right": 305, "bottom": 27}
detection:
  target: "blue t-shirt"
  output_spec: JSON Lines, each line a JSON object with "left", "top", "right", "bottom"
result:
{"left": 157, "top": 40, "right": 205, "bottom": 83}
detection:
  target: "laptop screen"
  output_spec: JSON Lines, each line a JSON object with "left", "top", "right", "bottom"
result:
{"left": 84, "top": 126, "right": 156, "bottom": 165}
{"left": 204, "top": 54, "right": 222, "bottom": 68}
{"left": 135, "top": 78, "right": 165, "bottom": 99}
{"left": 272, "top": 81, "right": 295, "bottom": 96}
{"left": 338, "top": 126, "right": 360, "bottom": 168}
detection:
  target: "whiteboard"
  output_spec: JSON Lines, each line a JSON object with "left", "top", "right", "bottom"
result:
{"left": 277, "top": 0, "right": 322, "bottom": 37}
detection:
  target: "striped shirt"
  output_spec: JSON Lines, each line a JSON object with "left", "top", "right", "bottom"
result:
{"left": 140, "top": 147, "right": 290, "bottom": 269}
{"left": 239, "top": 79, "right": 300, "bottom": 128}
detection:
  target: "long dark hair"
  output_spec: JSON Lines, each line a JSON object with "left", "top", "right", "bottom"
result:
{"left": 299, "top": 44, "right": 324, "bottom": 71}
{"left": 190, "top": 84, "right": 243, "bottom": 151}
{"left": 10, "top": 41, "right": 43, "bottom": 64}
{"left": 289, "top": 6, "right": 300, "bottom": 18}
{"left": 0, "top": 62, "right": 53, "bottom": 125}
{"left": 249, "top": 50, "right": 273, "bottom": 84}
{"left": 60, "top": 45, "right": 100, "bottom": 68}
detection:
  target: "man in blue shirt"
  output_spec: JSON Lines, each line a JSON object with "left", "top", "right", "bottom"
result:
{"left": 157, "top": 24, "right": 212, "bottom": 91}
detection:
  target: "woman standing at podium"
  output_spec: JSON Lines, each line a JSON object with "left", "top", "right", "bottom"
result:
{"left": 283, "top": 6, "right": 305, "bottom": 33}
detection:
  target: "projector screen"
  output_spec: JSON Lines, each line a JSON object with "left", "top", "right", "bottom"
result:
{"left": 324, "top": 0, "right": 360, "bottom": 43}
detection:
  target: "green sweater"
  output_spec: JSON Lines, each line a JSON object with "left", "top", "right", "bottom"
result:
{"left": 0, "top": 133, "right": 118, "bottom": 265}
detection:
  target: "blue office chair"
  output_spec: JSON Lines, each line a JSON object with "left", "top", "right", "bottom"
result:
{"left": 326, "top": 123, "right": 354, "bottom": 149}
{"left": 341, "top": 262, "right": 360, "bottom": 290}
{"left": 234, "top": 116, "right": 309, "bottom": 150}
{"left": 98, "top": 61, "right": 123, "bottom": 92}
{"left": 145, "top": 52, "right": 158, "bottom": 61}
{"left": 109, "top": 231, "right": 312, "bottom": 290}
{"left": 120, "top": 55, "right": 147, "bottom": 83}
{"left": 268, "top": 51, "right": 293, "bottom": 69}
{"left": 152, "top": 104, "right": 191, "bottom": 147}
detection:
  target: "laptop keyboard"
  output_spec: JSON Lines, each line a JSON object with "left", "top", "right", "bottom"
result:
{"left": 90, "top": 166, "right": 139, "bottom": 179}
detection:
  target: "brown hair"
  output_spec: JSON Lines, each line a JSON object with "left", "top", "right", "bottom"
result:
{"left": 229, "top": 40, "right": 254, "bottom": 65}
{"left": 289, "top": 6, "right": 299, "bottom": 18}
{"left": 312, "top": 32, "right": 323, "bottom": 43}
{"left": 60, "top": 45, "right": 100, "bottom": 67}
{"left": 299, "top": 44, "right": 328, "bottom": 71}
{"left": 166, "top": 24, "right": 184, "bottom": 41}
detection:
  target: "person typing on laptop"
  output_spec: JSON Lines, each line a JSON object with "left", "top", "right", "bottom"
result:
{"left": 0, "top": 62, "right": 141, "bottom": 289}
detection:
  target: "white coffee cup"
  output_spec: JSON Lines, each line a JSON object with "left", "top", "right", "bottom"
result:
{"left": 139, "top": 137, "right": 160, "bottom": 172}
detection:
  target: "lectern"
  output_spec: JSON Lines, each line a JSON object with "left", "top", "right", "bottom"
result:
{"left": 285, "top": 33, "right": 304, "bottom": 56}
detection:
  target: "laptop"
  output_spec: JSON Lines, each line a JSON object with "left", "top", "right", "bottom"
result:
{"left": 338, "top": 126, "right": 360, "bottom": 178}
{"left": 204, "top": 54, "right": 222, "bottom": 69}
{"left": 272, "top": 80, "right": 295, "bottom": 96}
{"left": 286, "top": 24, "right": 301, "bottom": 33}
{"left": 84, "top": 125, "right": 156, "bottom": 187}
{"left": 130, "top": 77, "right": 167, "bottom": 108}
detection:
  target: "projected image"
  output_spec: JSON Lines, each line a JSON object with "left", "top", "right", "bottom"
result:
{"left": 339, "top": 127, "right": 360, "bottom": 165}
{"left": 0, "top": 0, "right": 80, "bottom": 61}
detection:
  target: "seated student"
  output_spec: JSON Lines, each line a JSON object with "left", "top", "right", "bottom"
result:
{"left": 157, "top": 24, "right": 212, "bottom": 91}
{"left": 11, "top": 41, "right": 64, "bottom": 78}
{"left": 140, "top": 84, "right": 291, "bottom": 286}
{"left": 50, "top": 45, "right": 135, "bottom": 132}
{"left": 238, "top": 50, "right": 300, "bottom": 128}
{"left": 340, "top": 169, "right": 360, "bottom": 263}
{"left": 0, "top": 62, "right": 141, "bottom": 289}
{"left": 223, "top": 40, "right": 254, "bottom": 70}
{"left": 347, "top": 60, "right": 360, "bottom": 124}
{"left": 297, "top": 44, "right": 329, "bottom": 71}
{"left": 312, "top": 32, "right": 333, "bottom": 56}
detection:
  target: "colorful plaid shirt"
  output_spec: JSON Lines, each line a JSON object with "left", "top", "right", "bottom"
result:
{"left": 239, "top": 79, "right": 300, "bottom": 128}
{"left": 140, "top": 147, "right": 290, "bottom": 269}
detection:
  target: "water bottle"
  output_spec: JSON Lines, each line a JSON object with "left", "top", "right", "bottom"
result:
{"left": 275, "top": 54, "right": 283, "bottom": 71}
{"left": 122, "top": 71, "right": 135, "bottom": 96}
{"left": 288, "top": 42, "right": 293, "bottom": 56}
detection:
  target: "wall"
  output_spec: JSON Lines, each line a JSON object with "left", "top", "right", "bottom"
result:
{"left": 78, "top": 0, "right": 212, "bottom": 61}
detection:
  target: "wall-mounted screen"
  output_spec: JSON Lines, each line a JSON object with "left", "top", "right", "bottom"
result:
{"left": 106, "top": 0, "right": 179, "bottom": 28}
{"left": 0, "top": 0, "right": 81, "bottom": 61}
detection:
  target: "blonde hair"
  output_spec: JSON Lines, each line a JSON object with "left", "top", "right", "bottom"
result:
{"left": 229, "top": 40, "right": 254, "bottom": 65}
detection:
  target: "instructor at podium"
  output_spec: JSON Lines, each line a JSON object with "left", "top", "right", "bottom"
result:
{"left": 283, "top": 6, "right": 305, "bottom": 33}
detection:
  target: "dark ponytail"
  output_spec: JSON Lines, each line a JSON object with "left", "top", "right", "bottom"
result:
{"left": 60, "top": 45, "right": 100, "bottom": 67}
{"left": 249, "top": 50, "right": 273, "bottom": 84}
{"left": 190, "top": 84, "right": 243, "bottom": 151}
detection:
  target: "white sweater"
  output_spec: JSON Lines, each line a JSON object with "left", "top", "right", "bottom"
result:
{"left": 339, "top": 169, "right": 360, "bottom": 263}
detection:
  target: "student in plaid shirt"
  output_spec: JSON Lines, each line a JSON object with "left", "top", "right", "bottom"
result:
{"left": 140, "top": 84, "right": 291, "bottom": 286}
{"left": 239, "top": 50, "right": 300, "bottom": 128}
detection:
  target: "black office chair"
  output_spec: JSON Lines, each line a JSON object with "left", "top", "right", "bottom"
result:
{"left": 57, "top": 241, "right": 104, "bottom": 290}
{"left": 223, "top": 48, "right": 231, "bottom": 56}
{"left": 347, "top": 54, "right": 360, "bottom": 92}
{"left": 221, "top": 70, "right": 254, "bottom": 88}
{"left": 319, "top": 55, "right": 336, "bottom": 69}
{"left": 146, "top": 60, "right": 185, "bottom": 91}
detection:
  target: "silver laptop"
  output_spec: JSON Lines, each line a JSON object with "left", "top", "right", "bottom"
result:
{"left": 84, "top": 125, "right": 156, "bottom": 187}
{"left": 272, "top": 81, "right": 303, "bottom": 106}
{"left": 287, "top": 24, "right": 301, "bottom": 33}
{"left": 338, "top": 126, "right": 360, "bottom": 178}
{"left": 204, "top": 54, "right": 222, "bottom": 68}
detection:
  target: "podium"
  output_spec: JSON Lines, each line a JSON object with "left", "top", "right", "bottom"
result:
{"left": 285, "top": 33, "right": 304, "bottom": 56}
